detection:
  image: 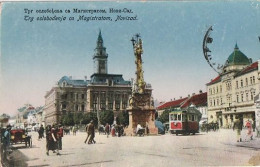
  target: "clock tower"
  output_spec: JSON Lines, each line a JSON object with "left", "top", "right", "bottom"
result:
{"left": 93, "top": 30, "right": 108, "bottom": 74}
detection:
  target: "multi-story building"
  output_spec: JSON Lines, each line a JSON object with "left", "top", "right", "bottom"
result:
{"left": 44, "top": 31, "right": 132, "bottom": 125}
{"left": 207, "top": 44, "right": 259, "bottom": 128}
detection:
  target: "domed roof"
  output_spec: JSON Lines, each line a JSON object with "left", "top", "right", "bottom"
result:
{"left": 226, "top": 44, "right": 251, "bottom": 66}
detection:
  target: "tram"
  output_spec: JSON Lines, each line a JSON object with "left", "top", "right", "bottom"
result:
{"left": 169, "top": 107, "right": 202, "bottom": 135}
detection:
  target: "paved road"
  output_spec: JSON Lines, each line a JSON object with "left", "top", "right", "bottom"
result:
{"left": 9, "top": 129, "right": 260, "bottom": 167}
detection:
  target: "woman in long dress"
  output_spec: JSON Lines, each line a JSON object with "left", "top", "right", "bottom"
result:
{"left": 245, "top": 120, "right": 253, "bottom": 141}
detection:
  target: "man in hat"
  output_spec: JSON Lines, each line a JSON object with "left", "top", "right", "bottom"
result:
{"left": 84, "top": 120, "right": 95, "bottom": 144}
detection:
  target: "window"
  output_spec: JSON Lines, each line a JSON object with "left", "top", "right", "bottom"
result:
{"left": 81, "top": 94, "right": 85, "bottom": 99}
{"left": 237, "top": 95, "right": 239, "bottom": 103}
{"left": 251, "top": 92, "right": 254, "bottom": 101}
{"left": 191, "top": 115, "right": 195, "bottom": 121}
{"left": 246, "top": 93, "right": 249, "bottom": 101}
{"left": 220, "top": 98, "right": 223, "bottom": 105}
{"left": 217, "top": 99, "right": 219, "bottom": 106}
{"left": 241, "top": 80, "right": 243, "bottom": 87}
{"left": 62, "top": 104, "right": 66, "bottom": 110}
{"left": 214, "top": 100, "right": 215, "bottom": 106}
{"left": 241, "top": 94, "right": 244, "bottom": 102}
{"left": 220, "top": 86, "right": 222, "bottom": 93}
{"left": 216, "top": 86, "right": 218, "bottom": 93}
{"left": 253, "top": 76, "right": 255, "bottom": 84}
{"left": 236, "top": 81, "right": 238, "bottom": 88}
{"left": 81, "top": 105, "right": 85, "bottom": 111}
{"left": 210, "top": 100, "right": 212, "bottom": 107}
{"left": 250, "top": 77, "right": 253, "bottom": 85}
{"left": 75, "top": 105, "right": 78, "bottom": 111}
{"left": 177, "top": 114, "right": 181, "bottom": 121}
{"left": 246, "top": 78, "right": 248, "bottom": 86}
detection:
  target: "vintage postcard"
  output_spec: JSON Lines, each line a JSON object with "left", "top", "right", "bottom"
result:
{"left": 0, "top": 1, "right": 260, "bottom": 166}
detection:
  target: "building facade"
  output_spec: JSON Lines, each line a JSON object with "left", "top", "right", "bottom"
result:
{"left": 207, "top": 44, "right": 259, "bottom": 128}
{"left": 44, "top": 31, "right": 132, "bottom": 125}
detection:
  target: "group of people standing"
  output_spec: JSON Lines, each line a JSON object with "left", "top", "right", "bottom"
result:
{"left": 45, "top": 124, "right": 63, "bottom": 156}
{"left": 233, "top": 116, "right": 254, "bottom": 142}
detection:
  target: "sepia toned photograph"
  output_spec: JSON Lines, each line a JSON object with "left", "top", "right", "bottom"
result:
{"left": 0, "top": 1, "right": 260, "bottom": 166}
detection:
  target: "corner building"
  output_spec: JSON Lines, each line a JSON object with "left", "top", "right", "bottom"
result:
{"left": 44, "top": 31, "right": 132, "bottom": 125}
{"left": 207, "top": 44, "right": 259, "bottom": 128}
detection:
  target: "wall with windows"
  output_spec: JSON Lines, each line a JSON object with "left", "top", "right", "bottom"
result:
{"left": 207, "top": 63, "right": 259, "bottom": 127}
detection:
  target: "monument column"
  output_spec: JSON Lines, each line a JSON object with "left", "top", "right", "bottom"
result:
{"left": 125, "top": 34, "right": 158, "bottom": 136}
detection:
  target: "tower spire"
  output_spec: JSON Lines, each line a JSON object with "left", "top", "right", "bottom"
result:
{"left": 93, "top": 30, "right": 108, "bottom": 74}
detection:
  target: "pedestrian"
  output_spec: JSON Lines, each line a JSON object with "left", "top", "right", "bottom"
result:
{"left": 57, "top": 124, "right": 63, "bottom": 150}
{"left": 145, "top": 122, "right": 149, "bottom": 135}
{"left": 233, "top": 116, "right": 243, "bottom": 142}
{"left": 111, "top": 125, "right": 116, "bottom": 137}
{"left": 84, "top": 120, "right": 95, "bottom": 144}
{"left": 46, "top": 124, "right": 60, "bottom": 155}
{"left": 38, "top": 124, "right": 44, "bottom": 139}
{"left": 245, "top": 119, "right": 253, "bottom": 141}
{"left": 105, "top": 123, "right": 110, "bottom": 138}
{"left": 3, "top": 125, "right": 11, "bottom": 151}
{"left": 72, "top": 126, "right": 77, "bottom": 136}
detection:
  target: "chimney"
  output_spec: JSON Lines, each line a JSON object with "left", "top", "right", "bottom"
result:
{"left": 170, "top": 99, "right": 172, "bottom": 101}
{"left": 180, "top": 96, "right": 182, "bottom": 99}
{"left": 174, "top": 98, "right": 175, "bottom": 100}
{"left": 192, "top": 93, "right": 195, "bottom": 96}
{"left": 188, "top": 94, "right": 190, "bottom": 97}
{"left": 69, "top": 76, "right": 72, "bottom": 80}
{"left": 84, "top": 76, "right": 87, "bottom": 81}
{"left": 199, "top": 90, "right": 203, "bottom": 94}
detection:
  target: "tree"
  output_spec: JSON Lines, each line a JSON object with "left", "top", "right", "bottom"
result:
{"left": 99, "top": 110, "right": 114, "bottom": 125}
{"left": 116, "top": 111, "right": 129, "bottom": 126}
{"left": 157, "top": 109, "right": 170, "bottom": 123}
{"left": 61, "top": 112, "right": 74, "bottom": 126}
{"left": 73, "top": 112, "right": 83, "bottom": 125}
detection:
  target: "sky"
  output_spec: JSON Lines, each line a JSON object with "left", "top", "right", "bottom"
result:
{"left": 1, "top": 1, "right": 260, "bottom": 116}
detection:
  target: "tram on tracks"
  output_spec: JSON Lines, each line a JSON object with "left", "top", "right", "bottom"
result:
{"left": 169, "top": 107, "right": 202, "bottom": 135}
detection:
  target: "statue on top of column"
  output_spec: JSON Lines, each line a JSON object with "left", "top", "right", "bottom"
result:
{"left": 131, "top": 34, "right": 146, "bottom": 94}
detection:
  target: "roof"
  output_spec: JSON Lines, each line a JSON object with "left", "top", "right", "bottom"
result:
{"left": 90, "top": 73, "right": 131, "bottom": 85}
{"left": 207, "top": 75, "right": 221, "bottom": 85}
{"left": 226, "top": 44, "right": 251, "bottom": 66}
{"left": 58, "top": 76, "right": 88, "bottom": 87}
{"left": 235, "top": 61, "right": 258, "bottom": 77}
{"left": 156, "top": 97, "right": 188, "bottom": 110}
{"left": 181, "top": 92, "right": 207, "bottom": 108}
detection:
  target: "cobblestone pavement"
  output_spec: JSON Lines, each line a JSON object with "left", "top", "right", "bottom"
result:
{"left": 8, "top": 129, "right": 260, "bottom": 167}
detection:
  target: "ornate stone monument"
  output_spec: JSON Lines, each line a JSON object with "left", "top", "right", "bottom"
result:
{"left": 125, "top": 34, "right": 158, "bottom": 136}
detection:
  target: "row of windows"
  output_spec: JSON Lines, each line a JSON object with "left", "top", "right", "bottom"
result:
{"left": 170, "top": 114, "right": 199, "bottom": 122}
{"left": 61, "top": 104, "right": 85, "bottom": 111}
{"left": 209, "top": 91, "right": 256, "bottom": 107}
{"left": 209, "top": 85, "right": 223, "bottom": 95}
{"left": 209, "top": 76, "right": 256, "bottom": 95}
{"left": 236, "top": 92, "right": 255, "bottom": 102}
{"left": 236, "top": 76, "right": 256, "bottom": 89}
{"left": 61, "top": 93, "right": 85, "bottom": 100}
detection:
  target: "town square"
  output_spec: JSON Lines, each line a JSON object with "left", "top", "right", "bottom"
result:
{"left": 1, "top": 1, "right": 260, "bottom": 166}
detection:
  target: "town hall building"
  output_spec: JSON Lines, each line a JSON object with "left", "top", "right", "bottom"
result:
{"left": 44, "top": 31, "right": 132, "bottom": 125}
